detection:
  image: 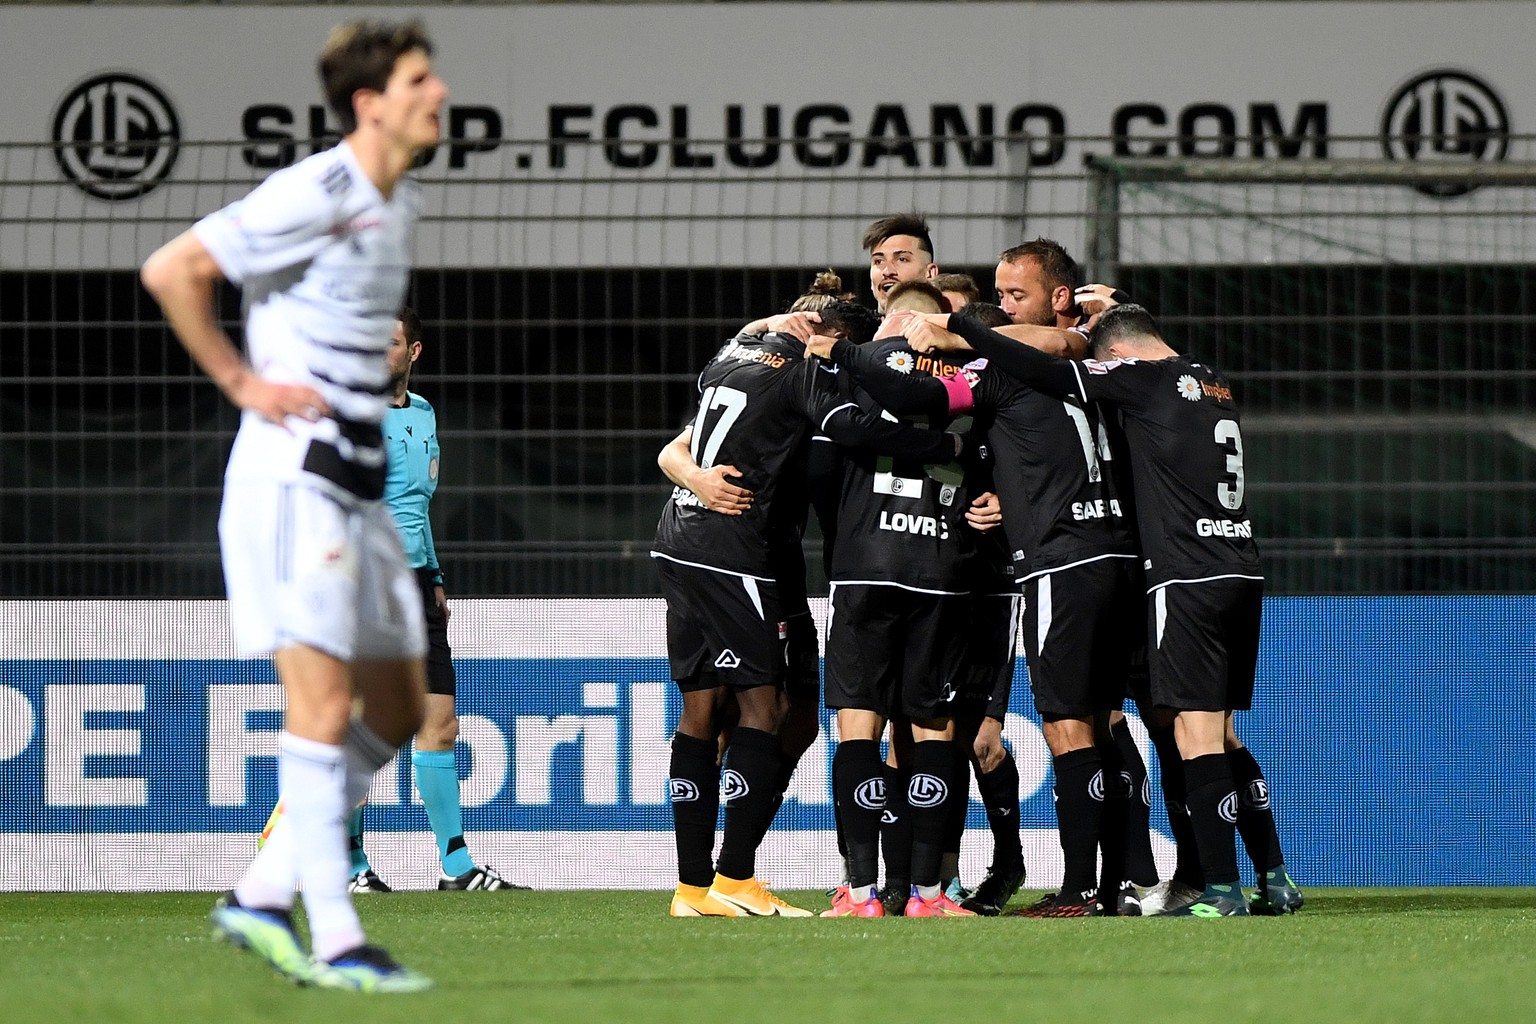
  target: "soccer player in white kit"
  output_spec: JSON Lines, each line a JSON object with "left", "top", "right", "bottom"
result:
{"left": 140, "top": 19, "right": 447, "bottom": 993}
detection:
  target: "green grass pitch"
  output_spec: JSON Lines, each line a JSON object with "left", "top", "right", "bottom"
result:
{"left": 2, "top": 889, "right": 1534, "bottom": 1023}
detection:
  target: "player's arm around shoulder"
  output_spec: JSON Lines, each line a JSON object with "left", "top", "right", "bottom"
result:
{"left": 987, "top": 323, "right": 1087, "bottom": 359}
{"left": 656, "top": 425, "right": 752, "bottom": 515}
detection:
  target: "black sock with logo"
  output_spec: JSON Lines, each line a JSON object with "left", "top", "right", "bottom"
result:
{"left": 975, "top": 750, "right": 1024, "bottom": 870}
{"left": 1111, "top": 718, "right": 1160, "bottom": 887}
{"left": 669, "top": 732, "right": 719, "bottom": 888}
{"left": 714, "top": 727, "right": 781, "bottom": 881}
{"left": 1228, "top": 745, "right": 1285, "bottom": 875}
{"left": 907, "top": 740, "right": 957, "bottom": 890}
{"left": 1183, "top": 752, "right": 1241, "bottom": 887}
{"left": 1052, "top": 747, "right": 1105, "bottom": 896}
{"left": 832, "top": 740, "right": 885, "bottom": 889}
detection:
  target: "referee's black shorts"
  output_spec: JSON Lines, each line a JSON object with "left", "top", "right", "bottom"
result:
{"left": 416, "top": 567, "right": 456, "bottom": 697}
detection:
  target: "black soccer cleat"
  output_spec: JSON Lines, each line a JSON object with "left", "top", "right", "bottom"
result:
{"left": 1012, "top": 889, "right": 1102, "bottom": 918}
{"left": 1112, "top": 880, "right": 1143, "bottom": 917}
{"left": 348, "top": 869, "right": 393, "bottom": 894}
{"left": 959, "top": 861, "right": 1027, "bottom": 916}
{"left": 877, "top": 881, "right": 911, "bottom": 918}
{"left": 1249, "top": 867, "right": 1304, "bottom": 915}
{"left": 437, "top": 865, "right": 530, "bottom": 891}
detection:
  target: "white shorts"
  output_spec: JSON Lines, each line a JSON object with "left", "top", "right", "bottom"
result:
{"left": 218, "top": 479, "right": 426, "bottom": 661}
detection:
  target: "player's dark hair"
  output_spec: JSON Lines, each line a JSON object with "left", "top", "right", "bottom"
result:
{"left": 884, "top": 280, "right": 949, "bottom": 314}
{"left": 1089, "top": 303, "right": 1163, "bottom": 357}
{"left": 953, "top": 301, "right": 1012, "bottom": 329}
{"left": 397, "top": 305, "right": 422, "bottom": 345}
{"left": 999, "top": 238, "right": 1081, "bottom": 291}
{"left": 319, "top": 19, "right": 434, "bottom": 135}
{"left": 862, "top": 213, "right": 935, "bottom": 261}
{"left": 818, "top": 301, "right": 882, "bottom": 347}
{"left": 932, "top": 273, "right": 980, "bottom": 305}
{"left": 787, "top": 269, "right": 854, "bottom": 313}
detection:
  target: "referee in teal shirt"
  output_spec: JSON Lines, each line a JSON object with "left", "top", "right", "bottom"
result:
{"left": 345, "top": 307, "right": 522, "bottom": 893}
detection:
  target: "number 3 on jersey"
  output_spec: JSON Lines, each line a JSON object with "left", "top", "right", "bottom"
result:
{"left": 690, "top": 385, "right": 747, "bottom": 469}
{"left": 1215, "top": 418, "right": 1245, "bottom": 509}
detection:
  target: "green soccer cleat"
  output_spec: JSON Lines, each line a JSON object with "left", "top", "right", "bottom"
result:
{"left": 1164, "top": 883, "right": 1251, "bottom": 918}
{"left": 1249, "top": 867, "right": 1305, "bottom": 915}
{"left": 210, "top": 894, "right": 316, "bottom": 985}
{"left": 313, "top": 944, "right": 434, "bottom": 993}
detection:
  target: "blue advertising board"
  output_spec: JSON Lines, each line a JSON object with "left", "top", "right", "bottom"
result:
{"left": 0, "top": 597, "right": 1528, "bottom": 889}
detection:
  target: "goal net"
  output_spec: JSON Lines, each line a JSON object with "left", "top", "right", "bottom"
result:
{"left": 1083, "top": 155, "right": 1536, "bottom": 593}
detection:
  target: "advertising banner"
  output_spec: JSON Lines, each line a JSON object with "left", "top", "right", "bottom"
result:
{"left": 1, "top": 3, "right": 1530, "bottom": 268}
{"left": 0, "top": 596, "right": 1528, "bottom": 891}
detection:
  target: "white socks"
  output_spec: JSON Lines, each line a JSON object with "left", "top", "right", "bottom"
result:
{"left": 233, "top": 722, "right": 400, "bottom": 962}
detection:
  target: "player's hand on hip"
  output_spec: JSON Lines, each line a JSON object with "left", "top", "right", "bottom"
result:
{"left": 966, "top": 491, "right": 1003, "bottom": 532}
{"left": 227, "top": 371, "right": 329, "bottom": 429}
{"left": 434, "top": 586, "right": 450, "bottom": 623}
{"left": 690, "top": 464, "right": 753, "bottom": 514}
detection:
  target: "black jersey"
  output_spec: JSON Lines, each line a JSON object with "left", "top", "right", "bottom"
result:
{"left": 829, "top": 334, "right": 1137, "bottom": 583}
{"left": 652, "top": 332, "right": 955, "bottom": 580}
{"left": 827, "top": 338, "right": 978, "bottom": 593}
{"left": 945, "top": 316, "right": 1262, "bottom": 589}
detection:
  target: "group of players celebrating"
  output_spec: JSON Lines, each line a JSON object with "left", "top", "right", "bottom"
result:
{"left": 651, "top": 214, "right": 1306, "bottom": 920}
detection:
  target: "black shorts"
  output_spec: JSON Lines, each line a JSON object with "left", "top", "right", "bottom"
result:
{"left": 1147, "top": 576, "right": 1263, "bottom": 711}
{"left": 416, "top": 568, "right": 456, "bottom": 697}
{"left": 957, "top": 589, "right": 1021, "bottom": 722}
{"left": 655, "top": 557, "right": 786, "bottom": 691}
{"left": 1126, "top": 642, "right": 1151, "bottom": 708}
{"left": 823, "top": 583, "right": 969, "bottom": 720}
{"left": 1021, "top": 556, "right": 1141, "bottom": 717}
{"left": 784, "top": 610, "right": 820, "bottom": 704}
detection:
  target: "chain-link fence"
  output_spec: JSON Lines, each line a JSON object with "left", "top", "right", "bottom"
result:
{"left": 3, "top": 135, "right": 1534, "bottom": 596}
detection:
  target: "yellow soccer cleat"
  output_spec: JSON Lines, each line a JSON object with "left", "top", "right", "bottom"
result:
{"left": 669, "top": 882, "right": 739, "bottom": 918}
{"left": 705, "top": 874, "right": 812, "bottom": 917}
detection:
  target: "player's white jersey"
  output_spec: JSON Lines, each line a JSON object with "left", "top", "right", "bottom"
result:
{"left": 193, "top": 140, "right": 420, "bottom": 500}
